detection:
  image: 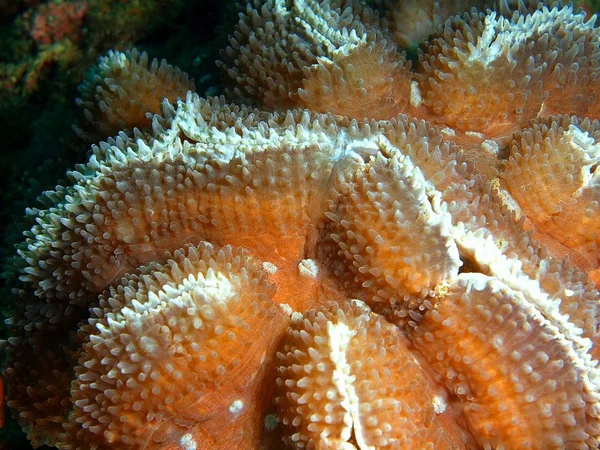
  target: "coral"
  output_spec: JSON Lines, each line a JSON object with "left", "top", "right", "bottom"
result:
{"left": 66, "top": 243, "right": 286, "bottom": 449}
{"left": 416, "top": 6, "right": 600, "bottom": 142}
{"left": 219, "top": 0, "right": 600, "bottom": 146}
{"left": 501, "top": 115, "right": 600, "bottom": 285}
{"left": 386, "top": 0, "right": 494, "bottom": 50}
{"left": 4, "top": 1, "right": 600, "bottom": 450}
{"left": 276, "top": 300, "right": 473, "bottom": 449}
{"left": 217, "top": 0, "right": 416, "bottom": 119}
{"left": 411, "top": 273, "right": 599, "bottom": 448}
{"left": 0, "top": 2, "right": 223, "bottom": 448}
{"left": 75, "top": 49, "right": 195, "bottom": 141}
{"left": 29, "top": 0, "right": 87, "bottom": 46}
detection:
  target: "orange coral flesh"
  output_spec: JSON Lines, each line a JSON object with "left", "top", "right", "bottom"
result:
{"left": 10, "top": 93, "right": 600, "bottom": 449}
{"left": 416, "top": 7, "right": 600, "bottom": 142}
{"left": 298, "top": 42, "right": 415, "bottom": 120}
{"left": 7, "top": 0, "right": 600, "bottom": 447}
{"left": 64, "top": 243, "right": 287, "bottom": 449}
{"left": 501, "top": 116, "right": 600, "bottom": 287}
{"left": 76, "top": 49, "right": 195, "bottom": 140}
{"left": 276, "top": 300, "right": 473, "bottom": 449}
{"left": 410, "top": 274, "right": 600, "bottom": 450}
{"left": 18, "top": 138, "right": 341, "bottom": 313}
{"left": 318, "top": 142, "right": 461, "bottom": 315}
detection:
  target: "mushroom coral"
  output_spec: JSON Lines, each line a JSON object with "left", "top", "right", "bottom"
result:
{"left": 4, "top": 1, "right": 600, "bottom": 449}
{"left": 67, "top": 243, "right": 286, "bottom": 449}
{"left": 75, "top": 48, "right": 195, "bottom": 142}
{"left": 276, "top": 300, "right": 473, "bottom": 449}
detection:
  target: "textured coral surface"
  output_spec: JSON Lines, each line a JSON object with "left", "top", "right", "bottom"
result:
{"left": 4, "top": 1, "right": 600, "bottom": 449}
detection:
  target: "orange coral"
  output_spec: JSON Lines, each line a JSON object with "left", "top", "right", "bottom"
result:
{"left": 298, "top": 40, "right": 413, "bottom": 120}
{"left": 8, "top": 91, "right": 600, "bottom": 449}
{"left": 416, "top": 6, "right": 600, "bottom": 141}
{"left": 411, "top": 273, "right": 600, "bottom": 449}
{"left": 221, "top": 0, "right": 600, "bottom": 146}
{"left": 501, "top": 115, "right": 600, "bottom": 285}
{"left": 386, "top": 0, "right": 493, "bottom": 49}
{"left": 5, "top": 1, "right": 600, "bottom": 449}
{"left": 218, "top": 0, "right": 417, "bottom": 119}
{"left": 75, "top": 49, "right": 195, "bottom": 141}
{"left": 276, "top": 300, "right": 472, "bottom": 449}
{"left": 65, "top": 243, "right": 286, "bottom": 449}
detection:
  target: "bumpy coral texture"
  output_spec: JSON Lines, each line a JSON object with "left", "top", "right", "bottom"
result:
{"left": 75, "top": 48, "right": 195, "bottom": 142}
{"left": 4, "top": 1, "right": 600, "bottom": 450}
